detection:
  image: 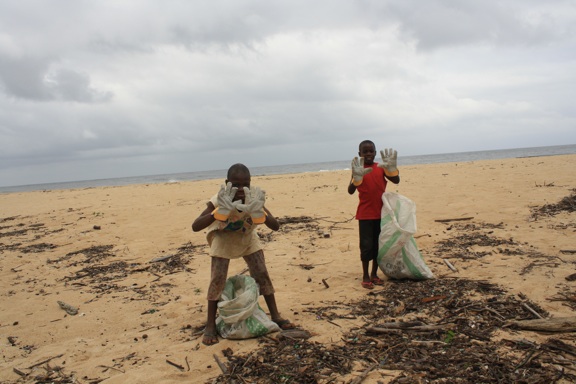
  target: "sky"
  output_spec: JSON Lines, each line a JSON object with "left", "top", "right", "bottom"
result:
{"left": 1, "top": 1, "right": 575, "bottom": 187}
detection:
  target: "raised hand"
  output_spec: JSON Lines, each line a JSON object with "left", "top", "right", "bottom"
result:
{"left": 351, "top": 157, "right": 373, "bottom": 186}
{"left": 213, "top": 182, "right": 239, "bottom": 221}
{"left": 379, "top": 148, "right": 399, "bottom": 177}
{"left": 236, "top": 186, "right": 266, "bottom": 224}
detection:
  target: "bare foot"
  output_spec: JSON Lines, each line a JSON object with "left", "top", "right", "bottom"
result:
{"left": 202, "top": 331, "right": 219, "bottom": 346}
{"left": 273, "top": 319, "right": 296, "bottom": 330}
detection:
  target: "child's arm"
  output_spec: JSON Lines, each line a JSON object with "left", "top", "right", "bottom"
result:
{"left": 386, "top": 174, "right": 400, "bottom": 184}
{"left": 263, "top": 207, "right": 280, "bottom": 231}
{"left": 348, "top": 180, "right": 357, "bottom": 195}
{"left": 192, "top": 202, "right": 217, "bottom": 232}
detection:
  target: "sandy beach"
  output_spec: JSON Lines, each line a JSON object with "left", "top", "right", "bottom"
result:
{"left": 1, "top": 154, "right": 575, "bottom": 383}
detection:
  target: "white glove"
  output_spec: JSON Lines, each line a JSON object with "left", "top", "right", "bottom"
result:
{"left": 351, "top": 157, "right": 373, "bottom": 186}
{"left": 236, "top": 186, "right": 266, "bottom": 224}
{"left": 379, "top": 148, "right": 399, "bottom": 177}
{"left": 213, "top": 182, "right": 239, "bottom": 221}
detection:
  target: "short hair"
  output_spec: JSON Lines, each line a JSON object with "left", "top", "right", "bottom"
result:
{"left": 227, "top": 163, "right": 251, "bottom": 179}
{"left": 359, "top": 140, "right": 375, "bottom": 151}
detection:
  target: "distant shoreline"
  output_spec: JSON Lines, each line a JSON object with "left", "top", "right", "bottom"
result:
{"left": 2, "top": 144, "right": 575, "bottom": 194}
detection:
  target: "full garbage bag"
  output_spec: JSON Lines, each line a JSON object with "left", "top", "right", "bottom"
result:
{"left": 377, "top": 192, "right": 434, "bottom": 280}
{"left": 216, "top": 275, "right": 280, "bottom": 339}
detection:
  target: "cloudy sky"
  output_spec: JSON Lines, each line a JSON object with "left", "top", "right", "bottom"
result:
{"left": 1, "top": 1, "right": 575, "bottom": 187}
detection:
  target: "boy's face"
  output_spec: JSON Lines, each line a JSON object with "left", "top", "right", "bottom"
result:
{"left": 226, "top": 172, "right": 251, "bottom": 202}
{"left": 358, "top": 143, "right": 376, "bottom": 165}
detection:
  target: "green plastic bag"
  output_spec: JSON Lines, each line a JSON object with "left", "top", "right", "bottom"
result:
{"left": 377, "top": 192, "right": 434, "bottom": 280}
{"left": 216, "top": 275, "right": 280, "bottom": 339}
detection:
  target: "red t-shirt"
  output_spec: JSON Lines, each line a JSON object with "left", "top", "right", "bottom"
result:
{"left": 355, "top": 163, "right": 387, "bottom": 220}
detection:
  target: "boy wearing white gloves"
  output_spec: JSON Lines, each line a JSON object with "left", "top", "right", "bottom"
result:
{"left": 192, "top": 163, "right": 294, "bottom": 345}
{"left": 348, "top": 140, "right": 400, "bottom": 289}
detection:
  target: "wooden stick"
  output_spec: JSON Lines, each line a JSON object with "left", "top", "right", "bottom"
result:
{"left": 507, "top": 316, "right": 576, "bottom": 332}
{"left": 349, "top": 362, "right": 379, "bottom": 384}
{"left": 442, "top": 259, "right": 458, "bottom": 272}
{"left": 10, "top": 264, "right": 25, "bottom": 272}
{"left": 482, "top": 307, "right": 506, "bottom": 320}
{"left": 213, "top": 354, "right": 228, "bottom": 374}
{"left": 522, "top": 303, "right": 544, "bottom": 319}
{"left": 364, "top": 328, "right": 401, "bottom": 334}
{"left": 366, "top": 323, "right": 454, "bottom": 333}
{"left": 515, "top": 350, "right": 540, "bottom": 369}
{"left": 368, "top": 321, "right": 424, "bottom": 329}
{"left": 139, "top": 324, "right": 167, "bottom": 332}
{"left": 322, "top": 278, "right": 330, "bottom": 288}
{"left": 410, "top": 340, "right": 447, "bottom": 346}
{"left": 27, "top": 354, "right": 64, "bottom": 369}
{"left": 12, "top": 368, "right": 26, "bottom": 377}
{"left": 166, "top": 359, "right": 185, "bottom": 371}
{"left": 97, "top": 364, "right": 125, "bottom": 373}
{"left": 421, "top": 295, "right": 446, "bottom": 303}
{"left": 434, "top": 217, "right": 474, "bottom": 223}
{"left": 288, "top": 261, "right": 334, "bottom": 267}
{"left": 327, "top": 319, "right": 341, "bottom": 327}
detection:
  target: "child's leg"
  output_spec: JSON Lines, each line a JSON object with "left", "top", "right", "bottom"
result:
{"left": 203, "top": 256, "right": 230, "bottom": 345}
{"left": 369, "top": 219, "right": 383, "bottom": 283}
{"left": 359, "top": 219, "right": 384, "bottom": 287}
{"left": 358, "top": 220, "right": 374, "bottom": 283}
{"left": 244, "top": 250, "right": 295, "bottom": 329}
{"left": 204, "top": 300, "right": 219, "bottom": 345}
{"left": 361, "top": 260, "right": 371, "bottom": 282}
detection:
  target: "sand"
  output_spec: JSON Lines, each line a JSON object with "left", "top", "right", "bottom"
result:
{"left": 1, "top": 154, "right": 575, "bottom": 383}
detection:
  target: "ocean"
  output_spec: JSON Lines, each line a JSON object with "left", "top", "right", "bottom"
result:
{"left": 1, "top": 144, "right": 575, "bottom": 194}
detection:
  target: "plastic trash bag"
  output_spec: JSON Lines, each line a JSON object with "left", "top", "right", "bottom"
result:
{"left": 216, "top": 275, "right": 280, "bottom": 339}
{"left": 377, "top": 192, "right": 434, "bottom": 280}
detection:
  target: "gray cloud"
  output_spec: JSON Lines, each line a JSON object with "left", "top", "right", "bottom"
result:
{"left": 0, "top": 55, "right": 112, "bottom": 102}
{"left": 0, "top": 55, "right": 53, "bottom": 100}
{"left": 0, "top": 1, "right": 575, "bottom": 187}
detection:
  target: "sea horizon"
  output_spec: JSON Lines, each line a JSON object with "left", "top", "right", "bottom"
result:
{"left": 1, "top": 143, "right": 575, "bottom": 194}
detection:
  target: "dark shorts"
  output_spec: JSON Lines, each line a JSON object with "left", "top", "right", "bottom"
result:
{"left": 207, "top": 249, "right": 275, "bottom": 301}
{"left": 358, "top": 219, "right": 381, "bottom": 262}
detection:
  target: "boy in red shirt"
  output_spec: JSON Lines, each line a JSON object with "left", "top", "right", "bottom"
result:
{"left": 348, "top": 140, "right": 400, "bottom": 289}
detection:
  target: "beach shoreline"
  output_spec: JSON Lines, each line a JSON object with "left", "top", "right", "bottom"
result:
{"left": 2, "top": 144, "right": 575, "bottom": 194}
{"left": 1, "top": 154, "right": 575, "bottom": 383}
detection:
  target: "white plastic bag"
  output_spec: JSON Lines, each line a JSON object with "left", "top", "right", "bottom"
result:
{"left": 216, "top": 275, "right": 280, "bottom": 339}
{"left": 377, "top": 192, "right": 434, "bottom": 280}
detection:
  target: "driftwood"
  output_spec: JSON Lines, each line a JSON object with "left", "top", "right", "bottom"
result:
{"left": 507, "top": 316, "right": 576, "bottom": 332}
{"left": 213, "top": 354, "right": 228, "bottom": 374}
{"left": 366, "top": 322, "right": 454, "bottom": 333}
{"left": 442, "top": 259, "right": 458, "bottom": 272}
